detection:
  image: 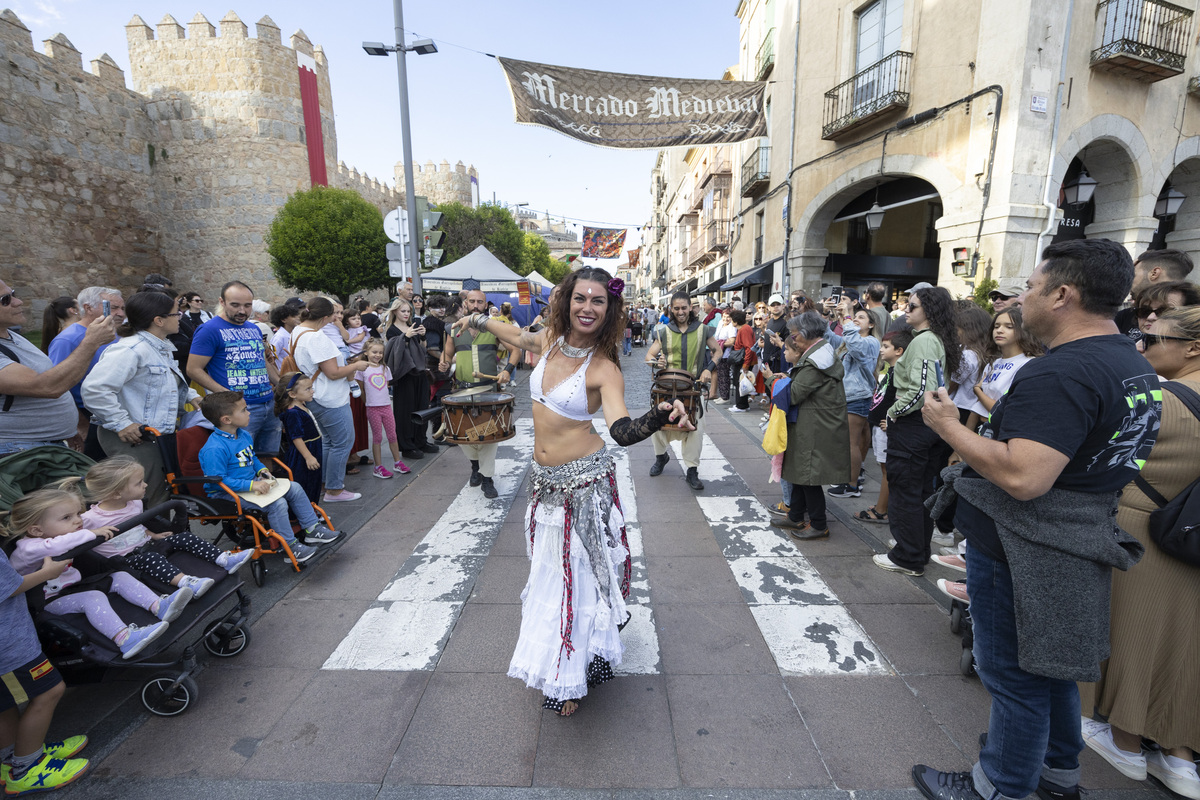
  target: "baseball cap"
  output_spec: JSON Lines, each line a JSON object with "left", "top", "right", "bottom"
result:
{"left": 991, "top": 278, "right": 1025, "bottom": 298}
{"left": 905, "top": 281, "right": 934, "bottom": 294}
{"left": 768, "top": 293, "right": 785, "bottom": 305}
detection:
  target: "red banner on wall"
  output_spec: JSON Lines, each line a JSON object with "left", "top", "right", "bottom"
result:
{"left": 297, "top": 52, "right": 328, "bottom": 187}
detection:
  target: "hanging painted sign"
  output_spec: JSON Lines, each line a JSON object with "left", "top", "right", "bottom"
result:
{"left": 627, "top": 248, "right": 641, "bottom": 269}
{"left": 497, "top": 57, "right": 767, "bottom": 149}
{"left": 581, "top": 227, "right": 627, "bottom": 259}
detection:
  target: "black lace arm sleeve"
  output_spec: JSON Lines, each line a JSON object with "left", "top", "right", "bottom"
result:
{"left": 610, "top": 406, "right": 675, "bottom": 447}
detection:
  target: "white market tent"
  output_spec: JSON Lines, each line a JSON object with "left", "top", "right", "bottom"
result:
{"left": 421, "top": 245, "right": 526, "bottom": 292}
{"left": 527, "top": 270, "right": 556, "bottom": 289}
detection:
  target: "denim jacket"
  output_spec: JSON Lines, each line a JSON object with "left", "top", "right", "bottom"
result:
{"left": 82, "top": 331, "right": 199, "bottom": 434}
{"left": 824, "top": 323, "right": 881, "bottom": 403}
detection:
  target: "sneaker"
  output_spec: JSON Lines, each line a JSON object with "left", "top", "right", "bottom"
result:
{"left": 288, "top": 542, "right": 318, "bottom": 564}
{"left": 888, "top": 538, "right": 898, "bottom": 548}
{"left": 1082, "top": 717, "right": 1147, "bottom": 780}
{"left": 373, "top": 465, "right": 393, "bottom": 479}
{"left": 911, "top": 765, "right": 985, "bottom": 800}
{"left": 322, "top": 489, "right": 361, "bottom": 503}
{"left": 215, "top": 549, "right": 253, "bottom": 574}
{"left": 177, "top": 574, "right": 215, "bottom": 598}
{"left": 712, "top": 398, "right": 728, "bottom": 404}
{"left": 827, "top": 483, "right": 861, "bottom": 498}
{"left": 1146, "top": 749, "right": 1200, "bottom": 799}
{"left": 5, "top": 754, "right": 89, "bottom": 796}
{"left": 939, "top": 546, "right": 960, "bottom": 557}
{"left": 43, "top": 735, "right": 88, "bottom": 760}
{"left": 937, "top": 579, "right": 970, "bottom": 604}
{"left": 394, "top": 460, "right": 411, "bottom": 474}
{"left": 304, "top": 523, "right": 341, "bottom": 544}
{"left": 117, "top": 621, "right": 169, "bottom": 659}
{"left": 932, "top": 532, "right": 957, "bottom": 547}
{"left": 873, "top": 553, "right": 923, "bottom": 577}
{"left": 152, "top": 587, "right": 194, "bottom": 622}
{"left": 729, "top": 407, "right": 748, "bottom": 413}
{"left": 931, "top": 554, "right": 967, "bottom": 573}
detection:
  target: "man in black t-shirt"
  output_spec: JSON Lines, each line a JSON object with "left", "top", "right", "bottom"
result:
{"left": 761, "top": 293, "right": 788, "bottom": 370}
{"left": 911, "top": 240, "right": 1161, "bottom": 800}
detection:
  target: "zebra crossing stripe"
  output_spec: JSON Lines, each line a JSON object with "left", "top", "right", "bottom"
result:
{"left": 673, "top": 436, "right": 891, "bottom": 676}
{"left": 322, "top": 419, "right": 664, "bottom": 675}
{"left": 322, "top": 420, "right": 535, "bottom": 671}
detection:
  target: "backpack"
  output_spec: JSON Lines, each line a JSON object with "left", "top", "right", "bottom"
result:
{"left": 278, "top": 328, "right": 318, "bottom": 376}
{"left": 1134, "top": 381, "right": 1200, "bottom": 568}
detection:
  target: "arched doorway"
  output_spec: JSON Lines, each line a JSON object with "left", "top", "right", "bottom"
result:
{"left": 821, "top": 177, "right": 943, "bottom": 302}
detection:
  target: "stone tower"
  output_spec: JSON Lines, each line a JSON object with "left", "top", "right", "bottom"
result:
{"left": 394, "top": 160, "right": 479, "bottom": 208}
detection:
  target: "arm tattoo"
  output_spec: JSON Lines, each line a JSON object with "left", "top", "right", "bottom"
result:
{"left": 609, "top": 406, "right": 674, "bottom": 447}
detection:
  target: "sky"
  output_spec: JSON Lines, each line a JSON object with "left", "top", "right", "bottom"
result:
{"left": 9, "top": 0, "right": 742, "bottom": 255}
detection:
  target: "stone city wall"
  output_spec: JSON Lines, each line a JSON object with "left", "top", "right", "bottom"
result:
{"left": 0, "top": 8, "right": 413, "bottom": 316}
{"left": 394, "top": 159, "right": 478, "bottom": 208}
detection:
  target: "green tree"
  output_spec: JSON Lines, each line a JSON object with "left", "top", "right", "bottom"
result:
{"left": 265, "top": 186, "right": 390, "bottom": 302}
{"left": 435, "top": 202, "right": 525, "bottom": 271}
{"left": 540, "top": 258, "right": 570, "bottom": 285}
{"left": 972, "top": 277, "right": 998, "bottom": 314}
{"left": 520, "top": 232, "right": 553, "bottom": 278}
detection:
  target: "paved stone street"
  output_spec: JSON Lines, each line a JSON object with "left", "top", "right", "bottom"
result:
{"left": 49, "top": 348, "right": 1169, "bottom": 800}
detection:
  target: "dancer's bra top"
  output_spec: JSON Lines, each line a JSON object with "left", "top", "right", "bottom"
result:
{"left": 531, "top": 338, "right": 594, "bottom": 422}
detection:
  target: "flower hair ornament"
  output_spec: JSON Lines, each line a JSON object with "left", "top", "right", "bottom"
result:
{"left": 607, "top": 278, "right": 625, "bottom": 297}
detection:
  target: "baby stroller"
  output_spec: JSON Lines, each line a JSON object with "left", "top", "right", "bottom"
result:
{"left": 0, "top": 446, "right": 252, "bottom": 717}
{"left": 631, "top": 320, "right": 645, "bottom": 347}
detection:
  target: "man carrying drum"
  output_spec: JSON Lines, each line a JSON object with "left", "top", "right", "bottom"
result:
{"left": 644, "top": 291, "right": 721, "bottom": 490}
{"left": 440, "top": 288, "right": 521, "bottom": 499}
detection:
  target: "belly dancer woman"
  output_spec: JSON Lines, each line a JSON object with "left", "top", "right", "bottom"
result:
{"left": 451, "top": 267, "right": 692, "bottom": 717}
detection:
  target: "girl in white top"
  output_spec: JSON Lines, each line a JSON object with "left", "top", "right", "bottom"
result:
{"left": 290, "top": 297, "right": 363, "bottom": 502}
{"left": 972, "top": 307, "right": 1042, "bottom": 418}
{"left": 450, "top": 267, "right": 691, "bottom": 718}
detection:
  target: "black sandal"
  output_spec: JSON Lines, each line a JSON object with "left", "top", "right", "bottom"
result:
{"left": 854, "top": 506, "right": 888, "bottom": 523}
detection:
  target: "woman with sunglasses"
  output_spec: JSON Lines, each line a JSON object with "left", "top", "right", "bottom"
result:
{"left": 81, "top": 291, "right": 199, "bottom": 506}
{"left": 1079, "top": 307, "right": 1200, "bottom": 796}
{"left": 1131, "top": 281, "right": 1200, "bottom": 339}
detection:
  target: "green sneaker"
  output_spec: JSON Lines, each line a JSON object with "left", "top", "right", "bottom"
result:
{"left": 0, "top": 738, "right": 85, "bottom": 788}
{"left": 4, "top": 754, "right": 89, "bottom": 796}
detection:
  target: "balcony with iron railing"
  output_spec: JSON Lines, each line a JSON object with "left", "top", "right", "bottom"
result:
{"left": 741, "top": 145, "right": 770, "bottom": 197}
{"left": 756, "top": 28, "right": 776, "bottom": 81}
{"left": 698, "top": 157, "right": 732, "bottom": 190}
{"left": 822, "top": 50, "right": 912, "bottom": 140}
{"left": 705, "top": 219, "right": 730, "bottom": 254}
{"left": 687, "top": 235, "right": 708, "bottom": 267}
{"left": 1092, "top": 0, "right": 1192, "bottom": 82}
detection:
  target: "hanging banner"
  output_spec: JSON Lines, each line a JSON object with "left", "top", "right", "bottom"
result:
{"left": 627, "top": 248, "right": 641, "bottom": 269}
{"left": 497, "top": 57, "right": 767, "bottom": 149}
{"left": 582, "top": 227, "right": 627, "bottom": 259}
{"left": 517, "top": 280, "right": 531, "bottom": 306}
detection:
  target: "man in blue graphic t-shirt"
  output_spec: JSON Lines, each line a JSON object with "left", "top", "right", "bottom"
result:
{"left": 187, "top": 281, "right": 282, "bottom": 454}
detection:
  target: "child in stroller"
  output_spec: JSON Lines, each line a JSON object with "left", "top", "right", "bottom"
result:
{"left": 72, "top": 456, "right": 253, "bottom": 596}
{"left": 5, "top": 487, "right": 192, "bottom": 660}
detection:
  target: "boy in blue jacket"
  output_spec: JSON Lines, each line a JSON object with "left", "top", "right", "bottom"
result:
{"left": 198, "top": 392, "right": 340, "bottom": 564}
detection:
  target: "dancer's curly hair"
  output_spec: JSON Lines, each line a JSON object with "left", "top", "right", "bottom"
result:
{"left": 912, "top": 287, "right": 961, "bottom": 381}
{"left": 545, "top": 267, "right": 624, "bottom": 369}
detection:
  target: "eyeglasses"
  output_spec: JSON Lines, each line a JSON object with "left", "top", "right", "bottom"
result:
{"left": 191, "top": 298, "right": 204, "bottom": 304}
{"left": 906, "top": 302, "right": 922, "bottom": 311}
{"left": 1143, "top": 333, "right": 1192, "bottom": 347}
{"left": 159, "top": 311, "right": 184, "bottom": 319}
{"left": 987, "top": 293, "right": 1011, "bottom": 302}
{"left": 0, "top": 289, "right": 16, "bottom": 306}
{"left": 1136, "top": 305, "right": 1173, "bottom": 318}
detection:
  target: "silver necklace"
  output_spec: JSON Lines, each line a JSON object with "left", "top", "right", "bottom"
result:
{"left": 560, "top": 339, "right": 594, "bottom": 358}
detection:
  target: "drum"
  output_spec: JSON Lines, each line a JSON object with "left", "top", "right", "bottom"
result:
{"left": 650, "top": 369, "right": 704, "bottom": 431}
{"left": 440, "top": 391, "right": 516, "bottom": 444}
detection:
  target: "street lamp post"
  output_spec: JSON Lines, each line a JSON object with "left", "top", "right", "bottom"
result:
{"left": 363, "top": 0, "right": 438, "bottom": 296}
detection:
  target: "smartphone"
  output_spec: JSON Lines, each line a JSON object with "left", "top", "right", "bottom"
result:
{"left": 934, "top": 362, "right": 945, "bottom": 389}
{"left": 830, "top": 286, "right": 844, "bottom": 304}
{"left": 102, "top": 299, "right": 111, "bottom": 316}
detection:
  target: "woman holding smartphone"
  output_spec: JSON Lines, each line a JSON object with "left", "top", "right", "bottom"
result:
{"left": 872, "top": 286, "right": 960, "bottom": 578}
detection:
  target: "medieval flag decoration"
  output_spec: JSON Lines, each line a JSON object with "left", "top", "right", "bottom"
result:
{"left": 581, "top": 227, "right": 627, "bottom": 259}
{"left": 497, "top": 57, "right": 767, "bottom": 149}
{"left": 627, "top": 248, "right": 641, "bottom": 269}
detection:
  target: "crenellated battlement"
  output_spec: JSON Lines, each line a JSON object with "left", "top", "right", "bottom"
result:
{"left": 0, "top": 9, "right": 130, "bottom": 88}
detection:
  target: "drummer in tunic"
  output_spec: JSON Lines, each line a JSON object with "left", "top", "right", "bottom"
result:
{"left": 644, "top": 291, "right": 721, "bottom": 490}
{"left": 440, "top": 288, "right": 521, "bottom": 499}
{"left": 450, "top": 267, "right": 692, "bottom": 717}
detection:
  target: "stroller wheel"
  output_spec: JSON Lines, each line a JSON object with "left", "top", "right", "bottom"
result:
{"left": 959, "top": 646, "right": 976, "bottom": 677}
{"left": 203, "top": 621, "right": 252, "bottom": 658}
{"left": 949, "top": 604, "right": 964, "bottom": 634}
{"left": 250, "top": 558, "right": 266, "bottom": 587}
{"left": 142, "top": 673, "right": 199, "bottom": 716}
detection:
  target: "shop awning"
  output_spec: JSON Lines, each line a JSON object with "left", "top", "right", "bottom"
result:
{"left": 697, "top": 266, "right": 728, "bottom": 294}
{"left": 669, "top": 277, "right": 698, "bottom": 294}
{"left": 720, "top": 257, "right": 780, "bottom": 290}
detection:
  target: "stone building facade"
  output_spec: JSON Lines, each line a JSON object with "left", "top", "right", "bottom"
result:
{"left": 639, "top": 0, "right": 1200, "bottom": 304}
{"left": 0, "top": 9, "right": 425, "bottom": 313}
{"left": 394, "top": 159, "right": 478, "bottom": 208}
